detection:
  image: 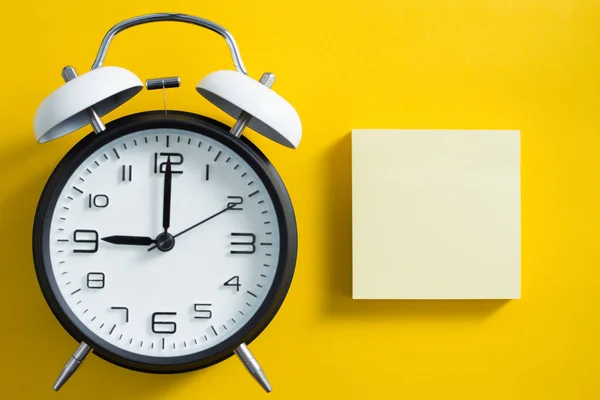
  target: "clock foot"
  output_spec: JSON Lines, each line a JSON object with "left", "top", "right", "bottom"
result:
{"left": 234, "top": 343, "right": 272, "bottom": 393}
{"left": 230, "top": 72, "right": 276, "bottom": 138}
{"left": 53, "top": 341, "right": 92, "bottom": 391}
{"left": 61, "top": 66, "right": 106, "bottom": 134}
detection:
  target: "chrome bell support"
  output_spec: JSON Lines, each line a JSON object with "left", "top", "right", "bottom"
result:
{"left": 61, "top": 66, "right": 106, "bottom": 134}
{"left": 230, "top": 72, "right": 276, "bottom": 138}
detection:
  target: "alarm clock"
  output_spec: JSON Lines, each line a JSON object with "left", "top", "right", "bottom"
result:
{"left": 31, "top": 13, "right": 301, "bottom": 393}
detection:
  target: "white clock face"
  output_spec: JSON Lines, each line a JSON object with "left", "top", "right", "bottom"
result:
{"left": 46, "top": 128, "right": 281, "bottom": 357}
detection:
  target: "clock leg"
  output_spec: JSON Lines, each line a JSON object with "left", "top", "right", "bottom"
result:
{"left": 234, "top": 343, "right": 272, "bottom": 393}
{"left": 61, "top": 66, "right": 106, "bottom": 134}
{"left": 52, "top": 341, "right": 92, "bottom": 391}
{"left": 230, "top": 72, "right": 276, "bottom": 138}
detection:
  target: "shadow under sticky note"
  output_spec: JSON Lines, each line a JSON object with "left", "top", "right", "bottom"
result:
{"left": 351, "top": 129, "right": 521, "bottom": 300}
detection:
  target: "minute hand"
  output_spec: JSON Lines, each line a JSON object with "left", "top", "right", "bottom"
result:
{"left": 147, "top": 204, "right": 235, "bottom": 251}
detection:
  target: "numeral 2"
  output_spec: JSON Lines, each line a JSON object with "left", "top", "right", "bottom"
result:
{"left": 230, "top": 233, "right": 256, "bottom": 254}
{"left": 227, "top": 196, "right": 243, "bottom": 210}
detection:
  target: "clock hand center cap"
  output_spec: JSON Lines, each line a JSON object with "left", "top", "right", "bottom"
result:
{"left": 155, "top": 232, "right": 175, "bottom": 252}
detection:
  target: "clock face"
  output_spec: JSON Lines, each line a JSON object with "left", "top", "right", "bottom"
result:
{"left": 33, "top": 113, "right": 296, "bottom": 371}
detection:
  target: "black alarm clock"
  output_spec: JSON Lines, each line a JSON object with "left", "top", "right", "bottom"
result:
{"left": 32, "top": 13, "right": 301, "bottom": 393}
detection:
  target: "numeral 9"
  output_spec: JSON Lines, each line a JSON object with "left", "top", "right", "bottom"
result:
{"left": 73, "top": 230, "right": 98, "bottom": 253}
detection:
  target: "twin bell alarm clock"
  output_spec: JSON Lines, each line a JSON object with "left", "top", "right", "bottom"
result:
{"left": 31, "top": 13, "right": 301, "bottom": 393}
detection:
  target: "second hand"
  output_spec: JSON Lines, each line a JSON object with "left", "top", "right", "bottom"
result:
{"left": 147, "top": 204, "right": 236, "bottom": 251}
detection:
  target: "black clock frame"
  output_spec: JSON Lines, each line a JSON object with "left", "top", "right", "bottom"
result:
{"left": 32, "top": 110, "right": 298, "bottom": 373}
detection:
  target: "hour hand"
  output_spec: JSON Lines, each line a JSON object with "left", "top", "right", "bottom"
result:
{"left": 101, "top": 235, "right": 156, "bottom": 246}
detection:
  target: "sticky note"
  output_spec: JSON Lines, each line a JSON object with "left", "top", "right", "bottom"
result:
{"left": 351, "top": 129, "right": 521, "bottom": 299}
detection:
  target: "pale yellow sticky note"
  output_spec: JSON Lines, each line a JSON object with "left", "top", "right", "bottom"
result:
{"left": 351, "top": 129, "right": 521, "bottom": 299}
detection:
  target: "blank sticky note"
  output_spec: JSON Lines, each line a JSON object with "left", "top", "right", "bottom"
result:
{"left": 351, "top": 129, "right": 521, "bottom": 299}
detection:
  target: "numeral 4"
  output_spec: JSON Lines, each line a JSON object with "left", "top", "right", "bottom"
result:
{"left": 224, "top": 276, "right": 241, "bottom": 291}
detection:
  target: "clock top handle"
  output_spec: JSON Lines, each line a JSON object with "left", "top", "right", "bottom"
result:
{"left": 90, "top": 13, "right": 248, "bottom": 75}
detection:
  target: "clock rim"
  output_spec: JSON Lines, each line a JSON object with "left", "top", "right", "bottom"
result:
{"left": 32, "top": 110, "right": 298, "bottom": 373}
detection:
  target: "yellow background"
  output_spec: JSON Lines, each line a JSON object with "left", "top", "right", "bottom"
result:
{"left": 1, "top": 0, "right": 599, "bottom": 399}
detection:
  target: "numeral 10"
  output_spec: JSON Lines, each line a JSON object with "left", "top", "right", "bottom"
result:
{"left": 88, "top": 194, "right": 109, "bottom": 208}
